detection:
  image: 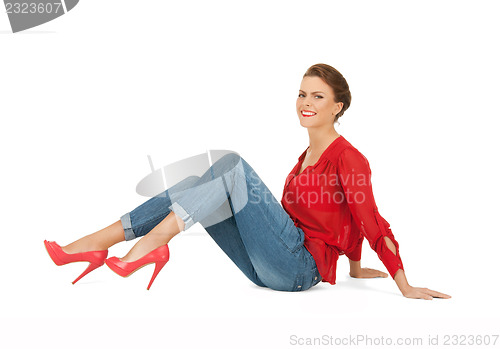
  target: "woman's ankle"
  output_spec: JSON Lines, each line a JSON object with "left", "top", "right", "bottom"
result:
{"left": 120, "top": 235, "right": 168, "bottom": 262}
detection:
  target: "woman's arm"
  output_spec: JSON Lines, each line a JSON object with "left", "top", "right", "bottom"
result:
{"left": 338, "top": 148, "right": 405, "bottom": 278}
{"left": 348, "top": 259, "right": 362, "bottom": 276}
{"left": 383, "top": 237, "right": 451, "bottom": 299}
{"left": 348, "top": 242, "right": 450, "bottom": 299}
{"left": 382, "top": 236, "right": 411, "bottom": 294}
{"left": 338, "top": 148, "right": 451, "bottom": 299}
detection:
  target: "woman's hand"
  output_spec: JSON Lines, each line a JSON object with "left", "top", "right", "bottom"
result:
{"left": 402, "top": 286, "right": 452, "bottom": 300}
{"left": 349, "top": 267, "right": 388, "bottom": 278}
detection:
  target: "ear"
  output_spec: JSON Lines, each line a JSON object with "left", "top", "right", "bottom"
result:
{"left": 337, "top": 102, "right": 344, "bottom": 113}
{"left": 333, "top": 102, "right": 344, "bottom": 116}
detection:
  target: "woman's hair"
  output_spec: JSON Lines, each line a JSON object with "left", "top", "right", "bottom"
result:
{"left": 303, "top": 63, "right": 351, "bottom": 125}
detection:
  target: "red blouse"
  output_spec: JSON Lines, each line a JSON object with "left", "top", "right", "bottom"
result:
{"left": 281, "top": 135, "right": 404, "bottom": 285}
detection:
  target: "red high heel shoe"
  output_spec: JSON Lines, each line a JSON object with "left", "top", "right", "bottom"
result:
{"left": 105, "top": 244, "right": 169, "bottom": 290}
{"left": 43, "top": 240, "right": 108, "bottom": 284}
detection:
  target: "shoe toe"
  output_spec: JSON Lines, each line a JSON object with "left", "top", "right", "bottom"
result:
{"left": 44, "top": 240, "right": 64, "bottom": 265}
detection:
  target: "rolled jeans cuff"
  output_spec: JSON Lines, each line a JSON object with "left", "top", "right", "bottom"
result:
{"left": 168, "top": 201, "right": 194, "bottom": 231}
{"left": 120, "top": 212, "right": 137, "bottom": 241}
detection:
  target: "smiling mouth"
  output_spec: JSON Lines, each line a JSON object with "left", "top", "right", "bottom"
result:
{"left": 301, "top": 111, "right": 317, "bottom": 117}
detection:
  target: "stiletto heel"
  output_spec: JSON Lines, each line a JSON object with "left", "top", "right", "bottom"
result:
{"left": 105, "top": 244, "right": 170, "bottom": 290}
{"left": 148, "top": 261, "right": 168, "bottom": 290}
{"left": 43, "top": 240, "right": 108, "bottom": 284}
{"left": 72, "top": 262, "right": 103, "bottom": 285}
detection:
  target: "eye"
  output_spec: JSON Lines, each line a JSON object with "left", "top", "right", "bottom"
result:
{"left": 297, "top": 93, "right": 323, "bottom": 98}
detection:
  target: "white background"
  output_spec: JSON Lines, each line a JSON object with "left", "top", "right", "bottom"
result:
{"left": 1, "top": 0, "right": 499, "bottom": 348}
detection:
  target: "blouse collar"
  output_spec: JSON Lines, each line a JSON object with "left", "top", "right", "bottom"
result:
{"left": 298, "top": 135, "right": 345, "bottom": 162}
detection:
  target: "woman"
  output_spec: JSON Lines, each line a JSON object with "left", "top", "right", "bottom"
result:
{"left": 44, "top": 63, "right": 451, "bottom": 300}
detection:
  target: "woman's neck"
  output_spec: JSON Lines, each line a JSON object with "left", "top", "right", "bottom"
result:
{"left": 306, "top": 127, "right": 341, "bottom": 156}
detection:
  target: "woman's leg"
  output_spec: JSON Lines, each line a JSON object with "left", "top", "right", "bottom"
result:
{"left": 82, "top": 152, "right": 318, "bottom": 291}
{"left": 61, "top": 175, "right": 200, "bottom": 255}
{"left": 130, "top": 153, "right": 320, "bottom": 291}
{"left": 202, "top": 209, "right": 267, "bottom": 288}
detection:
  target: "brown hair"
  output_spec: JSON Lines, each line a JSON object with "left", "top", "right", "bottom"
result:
{"left": 303, "top": 63, "right": 351, "bottom": 125}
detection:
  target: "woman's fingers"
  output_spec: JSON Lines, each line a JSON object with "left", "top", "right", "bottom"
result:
{"left": 417, "top": 287, "right": 452, "bottom": 300}
{"left": 403, "top": 286, "right": 452, "bottom": 300}
{"left": 425, "top": 288, "right": 452, "bottom": 299}
{"left": 364, "top": 268, "right": 388, "bottom": 277}
{"left": 373, "top": 269, "right": 388, "bottom": 278}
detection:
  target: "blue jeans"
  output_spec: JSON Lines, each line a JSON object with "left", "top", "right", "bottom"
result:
{"left": 120, "top": 153, "right": 322, "bottom": 292}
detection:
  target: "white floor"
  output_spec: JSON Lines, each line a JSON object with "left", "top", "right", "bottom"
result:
{"left": 1, "top": 225, "right": 497, "bottom": 349}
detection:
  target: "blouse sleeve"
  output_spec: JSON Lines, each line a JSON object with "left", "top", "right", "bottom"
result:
{"left": 337, "top": 148, "right": 404, "bottom": 279}
{"left": 344, "top": 235, "right": 364, "bottom": 262}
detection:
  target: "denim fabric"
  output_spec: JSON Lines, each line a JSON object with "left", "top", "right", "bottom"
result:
{"left": 120, "top": 153, "right": 322, "bottom": 292}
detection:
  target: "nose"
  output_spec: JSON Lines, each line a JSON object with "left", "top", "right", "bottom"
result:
{"left": 303, "top": 96, "right": 312, "bottom": 107}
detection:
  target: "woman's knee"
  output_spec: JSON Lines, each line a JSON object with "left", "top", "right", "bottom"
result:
{"left": 217, "top": 152, "right": 243, "bottom": 167}
{"left": 213, "top": 152, "right": 245, "bottom": 175}
{"left": 184, "top": 175, "right": 201, "bottom": 182}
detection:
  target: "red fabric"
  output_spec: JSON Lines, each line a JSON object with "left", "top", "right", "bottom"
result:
{"left": 281, "top": 135, "right": 404, "bottom": 285}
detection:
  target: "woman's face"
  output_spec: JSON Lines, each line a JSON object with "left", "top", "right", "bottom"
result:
{"left": 296, "top": 76, "right": 343, "bottom": 128}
